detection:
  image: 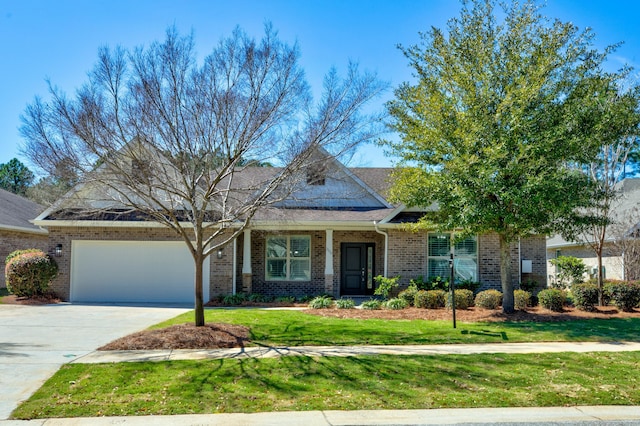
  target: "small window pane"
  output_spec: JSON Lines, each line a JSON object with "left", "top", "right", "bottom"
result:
{"left": 290, "top": 259, "right": 310, "bottom": 280}
{"left": 267, "top": 259, "right": 286, "bottom": 279}
{"left": 454, "top": 237, "right": 477, "bottom": 256}
{"left": 428, "top": 234, "right": 450, "bottom": 256}
{"left": 291, "top": 237, "right": 310, "bottom": 257}
{"left": 267, "top": 238, "right": 287, "bottom": 258}
{"left": 455, "top": 258, "right": 478, "bottom": 282}
{"left": 428, "top": 259, "right": 450, "bottom": 279}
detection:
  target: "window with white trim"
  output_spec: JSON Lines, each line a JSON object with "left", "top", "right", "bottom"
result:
{"left": 266, "top": 235, "right": 311, "bottom": 281}
{"left": 427, "top": 233, "right": 478, "bottom": 282}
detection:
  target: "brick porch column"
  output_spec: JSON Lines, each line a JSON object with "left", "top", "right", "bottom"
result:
{"left": 325, "top": 229, "right": 334, "bottom": 295}
{"left": 242, "top": 229, "right": 252, "bottom": 294}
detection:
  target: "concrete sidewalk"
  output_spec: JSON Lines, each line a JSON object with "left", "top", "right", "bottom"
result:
{"left": 2, "top": 406, "right": 639, "bottom": 425}
{"left": 73, "top": 340, "right": 640, "bottom": 363}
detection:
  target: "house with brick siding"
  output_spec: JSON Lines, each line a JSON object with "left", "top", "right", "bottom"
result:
{"left": 0, "top": 189, "right": 48, "bottom": 287}
{"left": 33, "top": 152, "right": 546, "bottom": 303}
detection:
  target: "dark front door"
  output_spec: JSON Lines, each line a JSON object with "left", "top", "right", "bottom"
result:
{"left": 341, "top": 243, "right": 375, "bottom": 295}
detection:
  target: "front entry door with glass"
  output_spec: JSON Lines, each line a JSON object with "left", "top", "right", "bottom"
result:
{"left": 340, "top": 243, "right": 375, "bottom": 295}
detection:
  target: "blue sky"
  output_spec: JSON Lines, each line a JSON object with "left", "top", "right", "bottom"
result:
{"left": 1, "top": 0, "right": 640, "bottom": 170}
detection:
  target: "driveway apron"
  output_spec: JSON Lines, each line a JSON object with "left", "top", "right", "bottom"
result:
{"left": 0, "top": 303, "right": 189, "bottom": 419}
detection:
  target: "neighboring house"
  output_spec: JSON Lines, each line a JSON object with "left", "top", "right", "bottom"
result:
{"left": 33, "top": 152, "right": 546, "bottom": 303}
{"left": 547, "top": 178, "right": 640, "bottom": 283}
{"left": 0, "top": 189, "right": 48, "bottom": 287}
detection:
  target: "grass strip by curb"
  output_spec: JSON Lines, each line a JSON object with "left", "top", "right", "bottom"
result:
{"left": 13, "top": 351, "right": 640, "bottom": 419}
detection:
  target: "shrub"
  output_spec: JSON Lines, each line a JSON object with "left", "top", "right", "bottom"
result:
{"left": 398, "top": 284, "right": 418, "bottom": 306}
{"left": 308, "top": 295, "right": 334, "bottom": 309}
{"left": 446, "top": 289, "right": 474, "bottom": 310}
{"left": 549, "top": 256, "right": 587, "bottom": 288}
{"left": 384, "top": 298, "right": 408, "bottom": 310}
{"left": 5, "top": 250, "right": 58, "bottom": 297}
{"left": 519, "top": 279, "right": 538, "bottom": 293}
{"left": 361, "top": 299, "right": 382, "bottom": 310}
{"left": 571, "top": 283, "right": 599, "bottom": 311}
{"left": 475, "top": 289, "right": 503, "bottom": 309}
{"left": 409, "top": 276, "right": 429, "bottom": 291}
{"left": 274, "top": 295, "right": 296, "bottom": 303}
{"left": 335, "top": 298, "right": 355, "bottom": 309}
{"left": 222, "top": 293, "right": 246, "bottom": 305}
{"left": 427, "top": 276, "right": 449, "bottom": 291}
{"left": 415, "top": 290, "right": 446, "bottom": 309}
{"left": 538, "top": 289, "right": 565, "bottom": 312}
{"left": 247, "top": 293, "right": 273, "bottom": 303}
{"left": 457, "top": 279, "right": 481, "bottom": 293}
{"left": 374, "top": 275, "right": 400, "bottom": 300}
{"left": 605, "top": 281, "right": 640, "bottom": 312}
{"left": 514, "top": 290, "right": 531, "bottom": 310}
{"left": 297, "top": 295, "right": 315, "bottom": 303}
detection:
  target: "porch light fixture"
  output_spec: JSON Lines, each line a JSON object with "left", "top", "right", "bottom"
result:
{"left": 217, "top": 248, "right": 223, "bottom": 259}
{"left": 55, "top": 244, "right": 63, "bottom": 257}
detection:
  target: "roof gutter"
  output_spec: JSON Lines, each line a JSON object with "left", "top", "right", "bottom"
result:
{"left": 374, "top": 221, "right": 388, "bottom": 277}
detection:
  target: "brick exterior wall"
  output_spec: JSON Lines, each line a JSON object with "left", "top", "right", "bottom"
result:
{"left": 46, "top": 225, "right": 546, "bottom": 301}
{"left": 0, "top": 230, "right": 49, "bottom": 287}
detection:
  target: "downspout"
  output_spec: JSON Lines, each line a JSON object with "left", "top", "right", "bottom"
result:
{"left": 232, "top": 237, "right": 237, "bottom": 295}
{"left": 374, "top": 221, "right": 389, "bottom": 277}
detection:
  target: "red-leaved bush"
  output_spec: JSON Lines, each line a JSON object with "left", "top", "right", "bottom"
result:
{"left": 5, "top": 249, "right": 58, "bottom": 297}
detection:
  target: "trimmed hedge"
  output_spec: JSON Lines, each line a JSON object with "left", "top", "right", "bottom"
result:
{"left": 446, "top": 289, "right": 474, "bottom": 310}
{"left": 5, "top": 249, "right": 58, "bottom": 298}
{"left": 475, "top": 290, "right": 503, "bottom": 310}
{"left": 538, "top": 289, "right": 565, "bottom": 312}
{"left": 414, "top": 290, "right": 446, "bottom": 309}
{"left": 398, "top": 285, "right": 418, "bottom": 306}
{"left": 571, "top": 283, "right": 599, "bottom": 311}
{"left": 514, "top": 289, "right": 532, "bottom": 310}
{"left": 605, "top": 281, "right": 640, "bottom": 312}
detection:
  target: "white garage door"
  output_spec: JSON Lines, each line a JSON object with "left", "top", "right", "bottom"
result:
{"left": 70, "top": 240, "right": 209, "bottom": 303}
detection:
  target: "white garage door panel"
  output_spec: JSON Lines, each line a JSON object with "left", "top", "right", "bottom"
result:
{"left": 71, "top": 240, "right": 208, "bottom": 303}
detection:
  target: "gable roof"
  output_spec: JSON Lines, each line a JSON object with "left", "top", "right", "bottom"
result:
{"left": 548, "top": 177, "right": 640, "bottom": 248}
{"left": 34, "top": 146, "right": 424, "bottom": 228}
{"left": 0, "top": 188, "right": 47, "bottom": 234}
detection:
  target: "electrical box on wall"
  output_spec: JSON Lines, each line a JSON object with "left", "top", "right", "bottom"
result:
{"left": 521, "top": 260, "right": 532, "bottom": 274}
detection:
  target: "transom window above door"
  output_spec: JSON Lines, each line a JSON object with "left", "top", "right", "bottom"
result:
{"left": 266, "top": 235, "right": 311, "bottom": 281}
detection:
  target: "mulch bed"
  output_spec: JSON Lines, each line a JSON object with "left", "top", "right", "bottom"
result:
{"left": 304, "top": 306, "right": 640, "bottom": 322}
{"left": 98, "top": 323, "right": 250, "bottom": 350}
{"left": 0, "top": 294, "right": 61, "bottom": 305}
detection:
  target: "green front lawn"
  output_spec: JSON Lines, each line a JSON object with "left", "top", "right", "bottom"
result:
{"left": 154, "top": 309, "right": 640, "bottom": 346}
{"left": 13, "top": 352, "right": 640, "bottom": 419}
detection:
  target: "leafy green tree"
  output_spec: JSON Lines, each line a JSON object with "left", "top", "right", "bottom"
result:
{"left": 549, "top": 256, "right": 587, "bottom": 288}
{"left": 0, "top": 158, "right": 34, "bottom": 195}
{"left": 384, "top": 0, "right": 629, "bottom": 313}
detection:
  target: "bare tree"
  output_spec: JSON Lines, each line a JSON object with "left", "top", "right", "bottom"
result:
{"left": 611, "top": 205, "right": 640, "bottom": 281}
{"left": 580, "top": 76, "right": 640, "bottom": 304}
{"left": 20, "top": 25, "right": 387, "bottom": 326}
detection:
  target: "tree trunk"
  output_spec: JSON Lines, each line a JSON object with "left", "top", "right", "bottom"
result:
{"left": 597, "top": 250, "right": 605, "bottom": 306}
{"left": 194, "top": 253, "right": 205, "bottom": 327}
{"left": 500, "top": 234, "right": 515, "bottom": 314}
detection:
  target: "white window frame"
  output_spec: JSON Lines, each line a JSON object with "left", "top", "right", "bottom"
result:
{"left": 427, "top": 233, "right": 478, "bottom": 283}
{"left": 266, "top": 235, "right": 311, "bottom": 281}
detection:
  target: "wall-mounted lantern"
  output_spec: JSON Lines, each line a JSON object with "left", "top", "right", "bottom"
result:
{"left": 217, "top": 248, "right": 223, "bottom": 259}
{"left": 55, "top": 244, "right": 63, "bottom": 257}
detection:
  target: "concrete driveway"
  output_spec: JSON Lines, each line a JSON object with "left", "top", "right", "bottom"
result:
{"left": 0, "top": 303, "right": 190, "bottom": 419}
